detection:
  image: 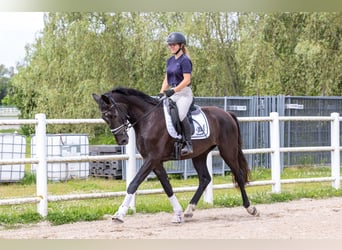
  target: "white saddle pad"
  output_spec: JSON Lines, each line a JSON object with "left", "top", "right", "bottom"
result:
{"left": 163, "top": 100, "right": 210, "bottom": 140}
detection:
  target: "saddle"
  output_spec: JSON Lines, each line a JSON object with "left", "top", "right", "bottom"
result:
{"left": 163, "top": 98, "right": 210, "bottom": 159}
{"left": 167, "top": 98, "right": 196, "bottom": 136}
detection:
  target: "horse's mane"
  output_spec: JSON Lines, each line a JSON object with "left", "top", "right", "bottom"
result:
{"left": 111, "top": 87, "right": 159, "bottom": 105}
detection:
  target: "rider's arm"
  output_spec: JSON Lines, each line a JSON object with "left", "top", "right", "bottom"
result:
{"left": 173, "top": 73, "right": 191, "bottom": 93}
{"left": 160, "top": 74, "right": 169, "bottom": 93}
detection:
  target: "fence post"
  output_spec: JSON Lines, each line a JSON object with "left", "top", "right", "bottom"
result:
{"left": 204, "top": 151, "right": 213, "bottom": 204}
{"left": 35, "top": 113, "right": 48, "bottom": 217}
{"left": 270, "top": 112, "right": 281, "bottom": 193}
{"left": 126, "top": 127, "right": 137, "bottom": 212}
{"left": 331, "top": 112, "right": 340, "bottom": 189}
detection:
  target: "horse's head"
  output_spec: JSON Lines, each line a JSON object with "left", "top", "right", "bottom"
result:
{"left": 92, "top": 93, "right": 129, "bottom": 145}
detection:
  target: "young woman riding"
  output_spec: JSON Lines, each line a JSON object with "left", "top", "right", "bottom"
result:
{"left": 158, "top": 32, "right": 194, "bottom": 156}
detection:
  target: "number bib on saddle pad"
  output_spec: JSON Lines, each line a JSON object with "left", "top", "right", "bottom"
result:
{"left": 163, "top": 99, "right": 210, "bottom": 140}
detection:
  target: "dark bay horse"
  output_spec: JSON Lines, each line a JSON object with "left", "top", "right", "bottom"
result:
{"left": 93, "top": 87, "right": 258, "bottom": 223}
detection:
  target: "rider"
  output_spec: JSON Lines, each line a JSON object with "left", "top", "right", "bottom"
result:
{"left": 158, "top": 32, "right": 193, "bottom": 156}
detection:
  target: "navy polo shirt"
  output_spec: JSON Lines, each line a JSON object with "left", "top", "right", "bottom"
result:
{"left": 166, "top": 54, "right": 192, "bottom": 87}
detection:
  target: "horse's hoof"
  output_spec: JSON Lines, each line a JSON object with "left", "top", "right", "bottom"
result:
{"left": 246, "top": 206, "right": 260, "bottom": 217}
{"left": 112, "top": 212, "right": 125, "bottom": 223}
{"left": 184, "top": 204, "right": 196, "bottom": 218}
{"left": 171, "top": 212, "right": 184, "bottom": 224}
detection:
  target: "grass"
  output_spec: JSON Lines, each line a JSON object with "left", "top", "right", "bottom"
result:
{"left": 0, "top": 166, "right": 341, "bottom": 228}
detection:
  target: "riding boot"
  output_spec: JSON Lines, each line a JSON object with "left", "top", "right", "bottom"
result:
{"left": 180, "top": 117, "right": 193, "bottom": 156}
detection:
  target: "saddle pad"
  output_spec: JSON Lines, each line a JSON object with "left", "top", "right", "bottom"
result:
{"left": 163, "top": 100, "right": 210, "bottom": 140}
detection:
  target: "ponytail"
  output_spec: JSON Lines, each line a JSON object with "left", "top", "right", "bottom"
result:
{"left": 182, "top": 45, "right": 190, "bottom": 58}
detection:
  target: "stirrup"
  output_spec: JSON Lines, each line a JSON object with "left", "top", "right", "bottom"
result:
{"left": 181, "top": 142, "right": 193, "bottom": 156}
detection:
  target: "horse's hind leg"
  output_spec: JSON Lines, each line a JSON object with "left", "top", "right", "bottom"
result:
{"left": 219, "top": 145, "right": 259, "bottom": 217}
{"left": 184, "top": 152, "right": 212, "bottom": 218}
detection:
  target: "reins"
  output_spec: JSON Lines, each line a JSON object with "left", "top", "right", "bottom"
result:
{"left": 104, "top": 95, "right": 166, "bottom": 135}
{"left": 128, "top": 96, "right": 166, "bottom": 128}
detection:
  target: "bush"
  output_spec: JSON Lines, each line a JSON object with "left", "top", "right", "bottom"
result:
{"left": 20, "top": 172, "right": 36, "bottom": 185}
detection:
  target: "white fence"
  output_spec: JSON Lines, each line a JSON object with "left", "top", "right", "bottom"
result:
{"left": 0, "top": 112, "right": 341, "bottom": 217}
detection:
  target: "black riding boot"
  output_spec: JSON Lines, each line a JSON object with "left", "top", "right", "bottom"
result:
{"left": 181, "top": 117, "right": 193, "bottom": 156}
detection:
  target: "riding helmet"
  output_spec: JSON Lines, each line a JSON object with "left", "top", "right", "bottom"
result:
{"left": 166, "top": 32, "right": 186, "bottom": 45}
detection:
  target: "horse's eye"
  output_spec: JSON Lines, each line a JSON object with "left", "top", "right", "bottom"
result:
{"left": 102, "top": 111, "right": 116, "bottom": 120}
{"left": 101, "top": 111, "right": 110, "bottom": 121}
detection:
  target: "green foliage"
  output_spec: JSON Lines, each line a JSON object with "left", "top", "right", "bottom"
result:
{"left": 5, "top": 12, "right": 342, "bottom": 138}
{"left": 88, "top": 129, "right": 115, "bottom": 145}
{"left": 0, "top": 208, "right": 42, "bottom": 228}
{"left": 236, "top": 12, "right": 342, "bottom": 96}
{"left": 47, "top": 204, "right": 105, "bottom": 225}
{"left": 0, "top": 64, "right": 14, "bottom": 104}
{"left": 20, "top": 172, "right": 36, "bottom": 185}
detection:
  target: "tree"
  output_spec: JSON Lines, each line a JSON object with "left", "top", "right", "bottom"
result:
{"left": 8, "top": 12, "right": 342, "bottom": 137}
{"left": 0, "top": 64, "right": 14, "bottom": 104}
{"left": 235, "top": 12, "right": 342, "bottom": 96}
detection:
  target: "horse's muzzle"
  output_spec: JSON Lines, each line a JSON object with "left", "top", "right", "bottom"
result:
{"left": 118, "top": 138, "right": 128, "bottom": 145}
{"left": 115, "top": 134, "right": 129, "bottom": 145}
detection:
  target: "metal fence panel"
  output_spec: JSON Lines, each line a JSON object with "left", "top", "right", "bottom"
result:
{"left": 283, "top": 96, "right": 342, "bottom": 167}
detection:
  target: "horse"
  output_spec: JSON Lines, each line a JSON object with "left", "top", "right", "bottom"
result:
{"left": 92, "top": 87, "right": 259, "bottom": 223}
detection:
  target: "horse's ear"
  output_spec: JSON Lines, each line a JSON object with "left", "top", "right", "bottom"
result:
{"left": 101, "top": 94, "right": 111, "bottom": 105}
{"left": 92, "top": 93, "right": 101, "bottom": 104}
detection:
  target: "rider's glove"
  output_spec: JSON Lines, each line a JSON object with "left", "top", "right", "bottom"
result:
{"left": 164, "top": 89, "right": 175, "bottom": 97}
{"left": 156, "top": 93, "right": 164, "bottom": 99}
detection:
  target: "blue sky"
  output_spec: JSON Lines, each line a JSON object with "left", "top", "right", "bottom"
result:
{"left": 0, "top": 12, "right": 45, "bottom": 68}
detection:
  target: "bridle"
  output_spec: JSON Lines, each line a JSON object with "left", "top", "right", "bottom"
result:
{"left": 101, "top": 96, "right": 131, "bottom": 136}
{"left": 101, "top": 95, "right": 165, "bottom": 136}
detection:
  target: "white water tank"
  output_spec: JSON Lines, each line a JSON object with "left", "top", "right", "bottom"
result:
{"left": 31, "top": 134, "right": 89, "bottom": 181}
{"left": 0, "top": 133, "right": 26, "bottom": 182}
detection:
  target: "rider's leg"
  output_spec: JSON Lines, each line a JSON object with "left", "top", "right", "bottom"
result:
{"left": 171, "top": 87, "right": 193, "bottom": 156}
{"left": 180, "top": 116, "right": 193, "bottom": 156}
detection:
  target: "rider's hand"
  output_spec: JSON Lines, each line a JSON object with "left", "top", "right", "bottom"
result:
{"left": 156, "top": 93, "right": 164, "bottom": 99}
{"left": 164, "top": 89, "right": 175, "bottom": 97}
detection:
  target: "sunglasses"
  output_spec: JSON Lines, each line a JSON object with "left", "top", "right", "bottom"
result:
{"left": 168, "top": 43, "right": 179, "bottom": 47}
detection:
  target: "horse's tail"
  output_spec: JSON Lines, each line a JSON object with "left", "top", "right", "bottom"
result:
{"left": 228, "top": 111, "right": 250, "bottom": 184}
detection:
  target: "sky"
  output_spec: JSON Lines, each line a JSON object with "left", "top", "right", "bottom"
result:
{"left": 0, "top": 12, "right": 45, "bottom": 69}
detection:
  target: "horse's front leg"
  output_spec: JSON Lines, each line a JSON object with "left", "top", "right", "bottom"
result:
{"left": 153, "top": 166, "right": 184, "bottom": 223}
{"left": 112, "top": 160, "right": 153, "bottom": 223}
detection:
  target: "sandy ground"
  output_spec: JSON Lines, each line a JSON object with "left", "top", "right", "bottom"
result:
{"left": 1, "top": 197, "right": 342, "bottom": 239}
